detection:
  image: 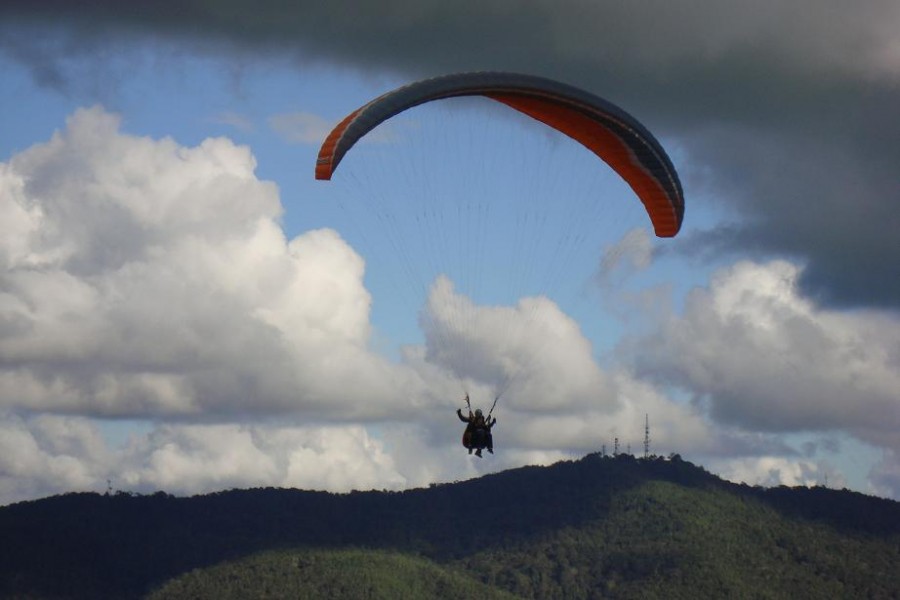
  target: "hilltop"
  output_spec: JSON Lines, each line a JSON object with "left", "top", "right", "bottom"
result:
{"left": 1, "top": 454, "right": 898, "bottom": 599}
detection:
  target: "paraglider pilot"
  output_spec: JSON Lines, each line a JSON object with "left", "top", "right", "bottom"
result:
{"left": 457, "top": 395, "right": 496, "bottom": 457}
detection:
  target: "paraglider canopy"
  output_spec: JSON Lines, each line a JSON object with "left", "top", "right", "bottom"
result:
{"left": 316, "top": 71, "right": 684, "bottom": 237}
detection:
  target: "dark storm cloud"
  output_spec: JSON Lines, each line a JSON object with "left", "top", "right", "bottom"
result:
{"left": 678, "top": 122, "right": 900, "bottom": 308}
{"left": 2, "top": 0, "right": 899, "bottom": 309}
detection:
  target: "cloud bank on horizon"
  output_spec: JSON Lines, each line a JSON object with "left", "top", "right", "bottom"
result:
{"left": 1, "top": 1, "right": 898, "bottom": 504}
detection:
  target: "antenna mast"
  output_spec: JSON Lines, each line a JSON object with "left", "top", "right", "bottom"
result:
{"left": 644, "top": 413, "right": 650, "bottom": 458}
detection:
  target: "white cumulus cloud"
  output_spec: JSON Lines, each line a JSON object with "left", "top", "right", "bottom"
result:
{"left": 628, "top": 259, "right": 900, "bottom": 457}
{"left": 0, "top": 106, "right": 425, "bottom": 420}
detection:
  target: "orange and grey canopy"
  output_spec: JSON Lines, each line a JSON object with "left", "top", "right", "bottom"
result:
{"left": 316, "top": 72, "right": 684, "bottom": 237}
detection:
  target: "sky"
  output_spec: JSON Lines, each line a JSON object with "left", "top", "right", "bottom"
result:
{"left": 1, "top": 1, "right": 898, "bottom": 506}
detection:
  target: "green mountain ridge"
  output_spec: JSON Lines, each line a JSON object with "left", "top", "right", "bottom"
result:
{"left": 1, "top": 454, "right": 898, "bottom": 599}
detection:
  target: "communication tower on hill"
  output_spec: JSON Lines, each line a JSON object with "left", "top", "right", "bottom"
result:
{"left": 644, "top": 413, "right": 650, "bottom": 458}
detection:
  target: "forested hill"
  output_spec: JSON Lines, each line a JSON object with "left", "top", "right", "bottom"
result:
{"left": 1, "top": 454, "right": 898, "bottom": 599}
